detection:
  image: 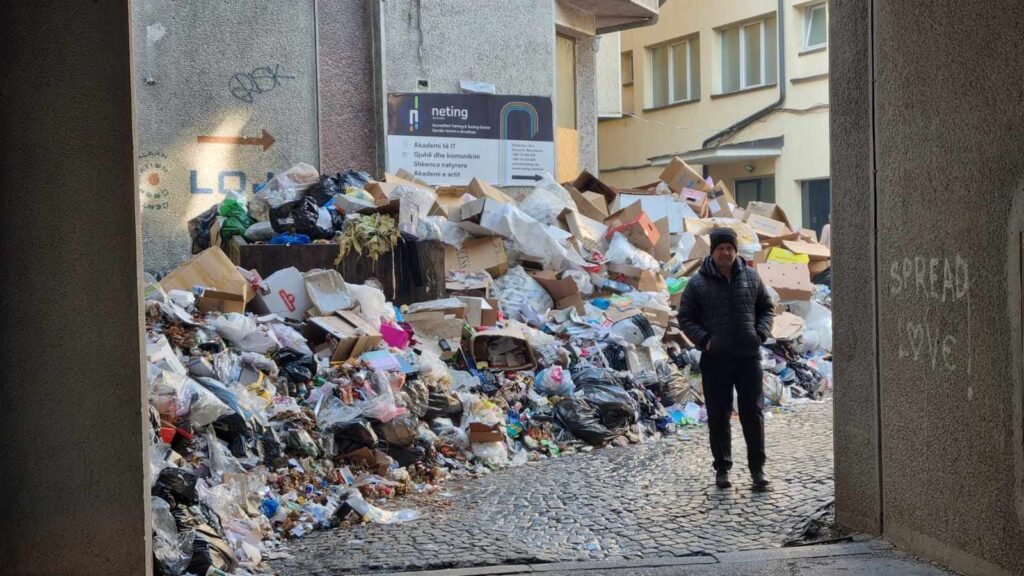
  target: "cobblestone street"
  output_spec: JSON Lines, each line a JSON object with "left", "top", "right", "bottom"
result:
{"left": 272, "top": 397, "right": 834, "bottom": 575}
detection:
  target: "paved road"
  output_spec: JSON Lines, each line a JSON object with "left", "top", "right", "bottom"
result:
{"left": 272, "top": 398, "right": 835, "bottom": 575}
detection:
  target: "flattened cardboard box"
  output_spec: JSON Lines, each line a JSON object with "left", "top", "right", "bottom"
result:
{"left": 771, "top": 311, "right": 806, "bottom": 341}
{"left": 567, "top": 186, "right": 609, "bottom": 221}
{"left": 746, "top": 214, "right": 792, "bottom": 239}
{"left": 306, "top": 310, "right": 383, "bottom": 362}
{"left": 160, "top": 246, "right": 252, "bottom": 304}
{"left": 469, "top": 177, "right": 514, "bottom": 204}
{"left": 558, "top": 208, "right": 608, "bottom": 254}
{"left": 781, "top": 240, "right": 831, "bottom": 261}
{"left": 445, "top": 236, "right": 509, "bottom": 277}
{"left": 659, "top": 157, "right": 712, "bottom": 193}
{"left": 529, "top": 271, "right": 586, "bottom": 314}
{"left": 408, "top": 316, "right": 465, "bottom": 360}
{"left": 756, "top": 263, "right": 814, "bottom": 301}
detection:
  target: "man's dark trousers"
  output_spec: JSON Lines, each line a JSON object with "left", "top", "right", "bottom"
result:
{"left": 700, "top": 354, "right": 765, "bottom": 473}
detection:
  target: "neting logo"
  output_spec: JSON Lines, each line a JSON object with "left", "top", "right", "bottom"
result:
{"left": 408, "top": 96, "right": 419, "bottom": 132}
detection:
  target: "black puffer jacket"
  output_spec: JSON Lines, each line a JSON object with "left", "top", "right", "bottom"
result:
{"left": 678, "top": 256, "right": 774, "bottom": 359}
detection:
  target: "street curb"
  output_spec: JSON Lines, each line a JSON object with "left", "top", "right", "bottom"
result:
{"left": 363, "top": 540, "right": 893, "bottom": 576}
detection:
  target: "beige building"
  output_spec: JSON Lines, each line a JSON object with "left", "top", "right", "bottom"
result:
{"left": 596, "top": 0, "right": 830, "bottom": 234}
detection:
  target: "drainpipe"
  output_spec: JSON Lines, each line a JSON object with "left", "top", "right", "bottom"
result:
{"left": 595, "top": 0, "right": 669, "bottom": 35}
{"left": 701, "top": 0, "right": 786, "bottom": 178}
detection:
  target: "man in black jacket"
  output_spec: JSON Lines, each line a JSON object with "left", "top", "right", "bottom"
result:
{"left": 679, "top": 228, "right": 774, "bottom": 490}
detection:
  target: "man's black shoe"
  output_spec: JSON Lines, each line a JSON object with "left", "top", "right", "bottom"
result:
{"left": 751, "top": 470, "right": 771, "bottom": 491}
{"left": 715, "top": 471, "right": 732, "bottom": 489}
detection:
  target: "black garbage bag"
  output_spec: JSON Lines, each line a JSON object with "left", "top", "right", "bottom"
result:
{"left": 270, "top": 196, "right": 333, "bottom": 239}
{"left": 630, "top": 388, "right": 668, "bottom": 422}
{"left": 602, "top": 341, "right": 630, "bottom": 371}
{"left": 284, "top": 429, "right": 321, "bottom": 458}
{"left": 373, "top": 413, "right": 419, "bottom": 448}
{"left": 153, "top": 468, "right": 200, "bottom": 507}
{"left": 387, "top": 438, "right": 428, "bottom": 467}
{"left": 331, "top": 419, "right": 378, "bottom": 455}
{"left": 397, "top": 379, "right": 429, "bottom": 418}
{"left": 152, "top": 496, "right": 194, "bottom": 576}
{"left": 553, "top": 398, "right": 617, "bottom": 446}
{"left": 572, "top": 367, "right": 638, "bottom": 434}
{"left": 812, "top": 266, "right": 831, "bottom": 288}
{"left": 425, "top": 391, "right": 463, "bottom": 420}
{"left": 187, "top": 204, "right": 220, "bottom": 254}
{"left": 273, "top": 348, "right": 317, "bottom": 384}
{"left": 308, "top": 174, "right": 343, "bottom": 206}
{"left": 337, "top": 169, "right": 372, "bottom": 189}
{"left": 648, "top": 361, "right": 692, "bottom": 406}
{"left": 171, "top": 502, "right": 238, "bottom": 575}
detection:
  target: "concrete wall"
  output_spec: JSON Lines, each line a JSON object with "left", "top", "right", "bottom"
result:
{"left": 833, "top": 0, "right": 1024, "bottom": 574}
{"left": 575, "top": 36, "right": 600, "bottom": 173}
{"left": 596, "top": 32, "right": 623, "bottom": 117}
{"left": 0, "top": 2, "right": 151, "bottom": 574}
{"left": 316, "top": 0, "right": 379, "bottom": 176}
{"left": 133, "top": 0, "right": 320, "bottom": 273}
{"left": 597, "top": 0, "right": 829, "bottom": 220}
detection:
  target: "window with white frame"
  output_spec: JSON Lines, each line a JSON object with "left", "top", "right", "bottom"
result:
{"left": 647, "top": 36, "right": 700, "bottom": 108}
{"left": 804, "top": 3, "right": 827, "bottom": 50}
{"left": 720, "top": 16, "right": 777, "bottom": 94}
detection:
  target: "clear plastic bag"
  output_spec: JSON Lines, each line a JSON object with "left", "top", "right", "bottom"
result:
{"left": 471, "top": 441, "right": 508, "bottom": 466}
{"left": 250, "top": 162, "right": 319, "bottom": 221}
{"left": 535, "top": 366, "right": 575, "bottom": 396}
{"left": 517, "top": 173, "right": 574, "bottom": 226}
{"left": 207, "top": 430, "right": 246, "bottom": 480}
{"left": 348, "top": 283, "right": 393, "bottom": 327}
{"left": 266, "top": 322, "right": 312, "bottom": 356}
{"left": 605, "top": 233, "right": 661, "bottom": 270}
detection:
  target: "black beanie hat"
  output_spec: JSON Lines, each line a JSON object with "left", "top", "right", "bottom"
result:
{"left": 709, "top": 228, "right": 738, "bottom": 252}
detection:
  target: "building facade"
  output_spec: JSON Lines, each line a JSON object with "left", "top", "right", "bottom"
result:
{"left": 131, "top": 0, "right": 663, "bottom": 272}
{"left": 596, "top": 0, "right": 829, "bottom": 234}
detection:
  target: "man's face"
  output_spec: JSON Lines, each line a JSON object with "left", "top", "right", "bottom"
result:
{"left": 712, "top": 242, "right": 737, "bottom": 269}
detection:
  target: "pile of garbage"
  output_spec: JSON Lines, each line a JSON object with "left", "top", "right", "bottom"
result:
{"left": 149, "top": 158, "right": 833, "bottom": 575}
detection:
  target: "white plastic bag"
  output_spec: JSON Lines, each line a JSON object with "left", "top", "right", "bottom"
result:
{"left": 517, "top": 173, "right": 574, "bottom": 226}
{"left": 210, "top": 313, "right": 257, "bottom": 342}
{"left": 492, "top": 266, "right": 553, "bottom": 316}
{"left": 790, "top": 300, "right": 832, "bottom": 351}
{"left": 266, "top": 322, "right": 312, "bottom": 356}
{"left": 243, "top": 220, "right": 276, "bottom": 242}
{"left": 348, "top": 282, "right": 393, "bottom": 327}
{"left": 605, "top": 233, "right": 661, "bottom": 270}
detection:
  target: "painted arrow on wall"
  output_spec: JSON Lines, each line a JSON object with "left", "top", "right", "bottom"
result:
{"left": 197, "top": 129, "right": 275, "bottom": 151}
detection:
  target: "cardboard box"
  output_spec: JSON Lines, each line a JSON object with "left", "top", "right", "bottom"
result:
{"left": 767, "top": 247, "right": 810, "bottom": 265}
{"left": 709, "top": 179, "right": 736, "bottom": 205}
{"left": 471, "top": 327, "right": 537, "bottom": 371}
{"left": 746, "top": 214, "right": 792, "bottom": 240}
{"left": 604, "top": 307, "right": 644, "bottom": 323}
{"left": 771, "top": 311, "right": 806, "bottom": 341}
{"left": 405, "top": 298, "right": 467, "bottom": 322}
{"left": 607, "top": 212, "right": 660, "bottom": 252}
{"left": 643, "top": 306, "right": 671, "bottom": 328}
{"left": 160, "top": 247, "right": 252, "bottom": 304}
{"left": 571, "top": 170, "right": 618, "bottom": 205}
{"left": 659, "top": 157, "right": 712, "bottom": 193}
{"left": 306, "top": 310, "right": 383, "bottom": 362}
{"left": 469, "top": 177, "right": 513, "bottom": 204}
{"left": 435, "top": 185, "right": 471, "bottom": 218}
{"left": 457, "top": 198, "right": 503, "bottom": 236}
{"left": 746, "top": 201, "right": 793, "bottom": 229}
{"left": 732, "top": 207, "right": 748, "bottom": 222}
{"left": 445, "top": 236, "right": 509, "bottom": 277}
{"left": 781, "top": 240, "right": 831, "bottom": 261}
{"left": 394, "top": 168, "right": 432, "bottom": 189}
{"left": 638, "top": 270, "right": 666, "bottom": 292}
{"left": 445, "top": 271, "right": 492, "bottom": 298}
{"left": 757, "top": 263, "right": 814, "bottom": 301}
{"left": 609, "top": 194, "right": 697, "bottom": 235}
{"left": 798, "top": 228, "right": 819, "bottom": 243}
{"left": 559, "top": 208, "right": 608, "bottom": 254}
{"left": 196, "top": 289, "right": 247, "bottom": 314}
{"left": 467, "top": 422, "right": 503, "bottom": 444}
{"left": 709, "top": 197, "right": 736, "bottom": 218}
{"left": 820, "top": 224, "right": 831, "bottom": 248}
{"left": 582, "top": 192, "right": 610, "bottom": 217}
{"left": 250, "top": 266, "right": 311, "bottom": 321}
{"left": 652, "top": 217, "right": 672, "bottom": 262}
{"left": 680, "top": 188, "right": 709, "bottom": 218}
{"left": 455, "top": 296, "right": 499, "bottom": 327}
{"left": 529, "top": 271, "right": 586, "bottom": 314}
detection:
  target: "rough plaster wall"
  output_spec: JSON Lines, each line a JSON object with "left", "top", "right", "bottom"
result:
{"left": 596, "top": 33, "right": 622, "bottom": 118}
{"left": 576, "top": 36, "right": 599, "bottom": 173}
{"left": 830, "top": 0, "right": 880, "bottom": 536}
{"left": 380, "top": 0, "right": 554, "bottom": 194}
{"left": 133, "top": 0, "right": 319, "bottom": 273}
{"left": 0, "top": 2, "right": 150, "bottom": 573}
{"left": 317, "top": 0, "right": 378, "bottom": 175}
{"left": 873, "top": 1, "right": 1024, "bottom": 573}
